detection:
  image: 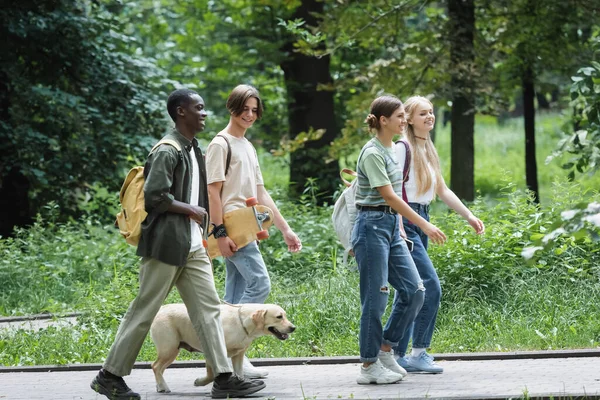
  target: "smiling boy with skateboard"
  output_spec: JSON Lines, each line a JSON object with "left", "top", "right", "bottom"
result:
{"left": 205, "top": 84, "right": 302, "bottom": 378}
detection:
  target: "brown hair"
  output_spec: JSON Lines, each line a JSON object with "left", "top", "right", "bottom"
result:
{"left": 365, "top": 95, "right": 403, "bottom": 132}
{"left": 403, "top": 96, "right": 443, "bottom": 196}
{"left": 226, "top": 84, "right": 264, "bottom": 119}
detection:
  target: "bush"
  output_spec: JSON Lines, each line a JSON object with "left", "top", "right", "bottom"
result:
{"left": 1, "top": 179, "right": 599, "bottom": 366}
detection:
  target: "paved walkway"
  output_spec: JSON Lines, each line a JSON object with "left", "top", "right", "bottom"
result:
{"left": 1, "top": 353, "right": 600, "bottom": 400}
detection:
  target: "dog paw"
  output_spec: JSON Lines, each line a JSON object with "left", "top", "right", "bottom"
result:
{"left": 157, "top": 386, "right": 171, "bottom": 393}
{"left": 194, "top": 377, "right": 210, "bottom": 387}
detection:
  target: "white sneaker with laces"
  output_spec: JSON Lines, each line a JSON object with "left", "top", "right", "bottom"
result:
{"left": 378, "top": 350, "right": 407, "bottom": 377}
{"left": 356, "top": 359, "right": 403, "bottom": 385}
{"left": 243, "top": 356, "right": 269, "bottom": 379}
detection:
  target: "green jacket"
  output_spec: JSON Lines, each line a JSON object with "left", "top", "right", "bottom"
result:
{"left": 136, "top": 130, "right": 209, "bottom": 267}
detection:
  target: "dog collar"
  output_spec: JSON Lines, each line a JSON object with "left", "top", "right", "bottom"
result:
{"left": 238, "top": 306, "right": 251, "bottom": 336}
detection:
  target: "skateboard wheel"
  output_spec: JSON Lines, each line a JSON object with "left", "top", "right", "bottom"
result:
{"left": 257, "top": 230, "right": 269, "bottom": 240}
{"left": 245, "top": 197, "right": 258, "bottom": 207}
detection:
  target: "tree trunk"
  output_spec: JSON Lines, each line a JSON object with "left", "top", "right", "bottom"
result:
{"left": 448, "top": 0, "right": 475, "bottom": 201}
{"left": 280, "top": 0, "right": 339, "bottom": 200}
{"left": 0, "top": 169, "right": 32, "bottom": 237}
{"left": 536, "top": 92, "right": 550, "bottom": 110}
{"left": 0, "top": 75, "right": 32, "bottom": 236}
{"left": 523, "top": 66, "right": 540, "bottom": 203}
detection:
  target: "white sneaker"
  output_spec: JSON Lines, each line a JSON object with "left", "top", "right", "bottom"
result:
{"left": 378, "top": 350, "right": 407, "bottom": 377}
{"left": 356, "top": 359, "right": 403, "bottom": 385}
{"left": 243, "top": 356, "right": 269, "bottom": 379}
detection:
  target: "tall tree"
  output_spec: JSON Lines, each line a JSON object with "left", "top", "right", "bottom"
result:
{"left": 280, "top": 0, "right": 339, "bottom": 198}
{"left": 481, "top": 0, "right": 599, "bottom": 203}
{"left": 522, "top": 64, "right": 539, "bottom": 203}
{"left": 119, "top": 0, "right": 340, "bottom": 199}
{"left": 448, "top": 0, "right": 476, "bottom": 201}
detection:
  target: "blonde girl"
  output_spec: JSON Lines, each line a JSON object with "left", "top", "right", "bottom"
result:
{"left": 394, "top": 96, "right": 485, "bottom": 373}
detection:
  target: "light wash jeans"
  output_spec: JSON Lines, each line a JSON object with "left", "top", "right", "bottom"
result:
{"left": 224, "top": 241, "right": 271, "bottom": 304}
{"left": 352, "top": 209, "right": 425, "bottom": 362}
{"left": 394, "top": 203, "right": 441, "bottom": 356}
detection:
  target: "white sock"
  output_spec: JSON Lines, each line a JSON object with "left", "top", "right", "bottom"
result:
{"left": 411, "top": 348, "right": 426, "bottom": 357}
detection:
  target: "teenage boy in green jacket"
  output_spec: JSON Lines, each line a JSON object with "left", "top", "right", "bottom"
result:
{"left": 90, "top": 89, "right": 265, "bottom": 400}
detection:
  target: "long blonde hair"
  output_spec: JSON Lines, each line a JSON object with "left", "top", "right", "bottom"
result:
{"left": 403, "top": 96, "right": 443, "bottom": 196}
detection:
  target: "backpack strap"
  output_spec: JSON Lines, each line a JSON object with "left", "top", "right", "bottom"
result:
{"left": 149, "top": 138, "right": 182, "bottom": 154}
{"left": 340, "top": 168, "right": 357, "bottom": 188}
{"left": 395, "top": 139, "right": 411, "bottom": 203}
{"left": 216, "top": 134, "right": 232, "bottom": 176}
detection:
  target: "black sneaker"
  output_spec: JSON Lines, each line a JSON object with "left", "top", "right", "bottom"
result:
{"left": 211, "top": 374, "right": 266, "bottom": 398}
{"left": 90, "top": 369, "right": 141, "bottom": 400}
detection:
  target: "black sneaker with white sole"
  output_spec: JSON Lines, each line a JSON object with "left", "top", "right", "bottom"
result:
{"left": 90, "top": 369, "right": 141, "bottom": 400}
{"left": 211, "top": 374, "right": 266, "bottom": 398}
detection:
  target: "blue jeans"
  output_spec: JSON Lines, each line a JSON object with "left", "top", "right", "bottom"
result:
{"left": 352, "top": 209, "right": 425, "bottom": 363}
{"left": 394, "top": 203, "right": 441, "bottom": 356}
{"left": 224, "top": 241, "right": 271, "bottom": 304}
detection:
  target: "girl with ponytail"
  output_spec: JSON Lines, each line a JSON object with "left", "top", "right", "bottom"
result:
{"left": 352, "top": 94, "right": 446, "bottom": 385}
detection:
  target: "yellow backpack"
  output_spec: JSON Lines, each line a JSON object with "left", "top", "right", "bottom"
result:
{"left": 116, "top": 139, "right": 182, "bottom": 246}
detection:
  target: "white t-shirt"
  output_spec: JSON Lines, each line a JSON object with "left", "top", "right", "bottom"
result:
{"left": 394, "top": 141, "right": 436, "bottom": 205}
{"left": 205, "top": 131, "right": 264, "bottom": 214}
{"left": 189, "top": 147, "right": 204, "bottom": 252}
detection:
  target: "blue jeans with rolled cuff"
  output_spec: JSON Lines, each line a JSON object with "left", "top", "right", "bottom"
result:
{"left": 351, "top": 209, "right": 425, "bottom": 363}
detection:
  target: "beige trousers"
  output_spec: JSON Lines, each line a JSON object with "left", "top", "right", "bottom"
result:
{"left": 103, "top": 247, "right": 231, "bottom": 377}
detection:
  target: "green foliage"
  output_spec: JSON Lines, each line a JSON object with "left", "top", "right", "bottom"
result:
{"left": 480, "top": 0, "right": 596, "bottom": 94}
{"left": 114, "top": 0, "right": 295, "bottom": 150}
{"left": 0, "top": 203, "right": 139, "bottom": 316}
{"left": 549, "top": 41, "right": 600, "bottom": 180}
{"left": 281, "top": 0, "right": 599, "bottom": 162}
{"left": 0, "top": 0, "right": 170, "bottom": 220}
{"left": 431, "top": 181, "right": 599, "bottom": 297}
{"left": 1, "top": 180, "right": 600, "bottom": 365}
{"left": 525, "top": 46, "right": 600, "bottom": 256}
{"left": 2, "top": 0, "right": 600, "bottom": 367}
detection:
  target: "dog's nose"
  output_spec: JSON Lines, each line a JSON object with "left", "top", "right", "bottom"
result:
{"left": 289, "top": 325, "right": 296, "bottom": 332}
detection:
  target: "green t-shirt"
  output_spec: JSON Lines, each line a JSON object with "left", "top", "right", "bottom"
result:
{"left": 355, "top": 138, "right": 403, "bottom": 206}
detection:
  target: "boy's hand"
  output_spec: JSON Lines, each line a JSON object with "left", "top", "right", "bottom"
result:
{"left": 282, "top": 229, "right": 302, "bottom": 253}
{"left": 188, "top": 206, "right": 207, "bottom": 224}
{"left": 218, "top": 237, "right": 238, "bottom": 258}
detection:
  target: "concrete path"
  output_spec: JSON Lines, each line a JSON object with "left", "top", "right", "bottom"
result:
{"left": 1, "top": 353, "right": 599, "bottom": 399}
{"left": 0, "top": 313, "right": 79, "bottom": 331}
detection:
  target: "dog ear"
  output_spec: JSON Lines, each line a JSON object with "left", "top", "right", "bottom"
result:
{"left": 251, "top": 309, "right": 267, "bottom": 329}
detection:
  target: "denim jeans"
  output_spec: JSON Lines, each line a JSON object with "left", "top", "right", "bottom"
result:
{"left": 224, "top": 241, "right": 271, "bottom": 304}
{"left": 351, "top": 209, "right": 425, "bottom": 363}
{"left": 394, "top": 203, "right": 442, "bottom": 356}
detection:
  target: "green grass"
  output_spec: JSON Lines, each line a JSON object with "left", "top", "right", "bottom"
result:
{"left": 2, "top": 268, "right": 599, "bottom": 366}
{"left": 436, "top": 277, "right": 600, "bottom": 353}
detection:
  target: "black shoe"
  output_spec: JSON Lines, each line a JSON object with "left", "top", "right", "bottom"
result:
{"left": 211, "top": 374, "right": 266, "bottom": 398}
{"left": 90, "top": 369, "right": 141, "bottom": 400}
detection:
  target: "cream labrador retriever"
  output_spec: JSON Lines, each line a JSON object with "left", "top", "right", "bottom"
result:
{"left": 150, "top": 302, "right": 295, "bottom": 393}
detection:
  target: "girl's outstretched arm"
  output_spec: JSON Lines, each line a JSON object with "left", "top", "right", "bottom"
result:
{"left": 377, "top": 185, "right": 447, "bottom": 244}
{"left": 437, "top": 180, "right": 485, "bottom": 234}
